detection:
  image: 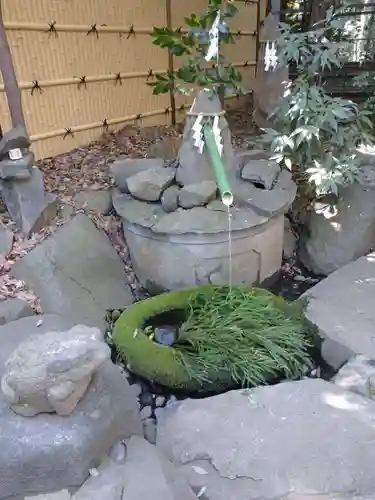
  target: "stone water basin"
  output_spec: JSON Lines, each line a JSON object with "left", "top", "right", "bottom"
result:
{"left": 112, "top": 149, "right": 296, "bottom": 292}
{"left": 116, "top": 196, "right": 285, "bottom": 291}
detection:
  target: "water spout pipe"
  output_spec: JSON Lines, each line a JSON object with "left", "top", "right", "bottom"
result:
{"left": 203, "top": 124, "right": 234, "bottom": 207}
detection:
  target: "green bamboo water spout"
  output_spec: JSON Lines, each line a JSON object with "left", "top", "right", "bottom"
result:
{"left": 203, "top": 124, "right": 233, "bottom": 207}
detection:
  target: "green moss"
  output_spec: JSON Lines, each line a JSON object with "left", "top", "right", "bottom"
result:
{"left": 113, "top": 285, "right": 228, "bottom": 391}
{"left": 113, "top": 284, "right": 316, "bottom": 393}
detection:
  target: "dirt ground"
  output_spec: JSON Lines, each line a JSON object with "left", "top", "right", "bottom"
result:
{"left": 0, "top": 100, "right": 259, "bottom": 308}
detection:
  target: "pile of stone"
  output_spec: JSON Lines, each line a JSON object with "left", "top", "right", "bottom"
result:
{"left": 108, "top": 90, "right": 297, "bottom": 292}
{"left": 0, "top": 314, "right": 197, "bottom": 500}
{"left": 0, "top": 126, "right": 56, "bottom": 236}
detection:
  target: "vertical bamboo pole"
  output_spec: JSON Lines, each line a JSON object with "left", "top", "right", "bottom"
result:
{"left": 255, "top": 0, "right": 261, "bottom": 76}
{"left": 0, "top": 1, "right": 27, "bottom": 132}
{"left": 166, "top": 0, "right": 176, "bottom": 126}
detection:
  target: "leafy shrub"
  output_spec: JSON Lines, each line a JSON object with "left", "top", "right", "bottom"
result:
{"left": 148, "top": 0, "right": 247, "bottom": 98}
{"left": 262, "top": 4, "right": 375, "bottom": 200}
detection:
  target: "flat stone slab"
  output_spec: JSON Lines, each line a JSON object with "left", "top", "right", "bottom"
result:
{"left": 230, "top": 168, "right": 296, "bottom": 216}
{"left": 157, "top": 379, "right": 375, "bottom": 500}
{"left": 73, "top": 190, "right": 112, "bottom": 214}
{"left": 151, "top": 206, "right": 268, "bottom": 235}
{"left": 0, "top": 297, "right": 34, "bottom": 325}
{"left": 112, "top": 189, "right": 164, "bottom": 228}
{"left": 11, "top": 214, "right": 133, "bottom": 331}
{"left": 0, "top": 361, "right": 142, "bottom": 499}
{"left": 304, "top": 253, "right": 375, "bottom": 369}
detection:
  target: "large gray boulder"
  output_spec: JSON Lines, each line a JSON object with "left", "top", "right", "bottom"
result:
{"left": 11, "top": 214, "right": 133, "bottom": 331}
{"left": 0, "top": 360, "right": 142, "bottom": 499}
{"left": 157, "top": 379, "right": 375, "bottom": 500}
{"left": 0, "top": 315, "right": 142, "bottom": 499}
{"left": 303, "top": 253, "right": 375, "bottom": 369}
{"left": 300, "top": 179, "right": 375, "bottom": 275}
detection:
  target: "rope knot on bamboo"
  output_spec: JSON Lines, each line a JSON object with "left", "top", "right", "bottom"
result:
{"left": 47, "top": 21, "right": 58, "bottom": 37}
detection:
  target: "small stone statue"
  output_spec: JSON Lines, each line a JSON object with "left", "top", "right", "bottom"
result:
{"left": 1, "top": 325, "right": 111, "bottom": 416}
{"left": 0, "top": 125, "right": 34, "bottom": 180}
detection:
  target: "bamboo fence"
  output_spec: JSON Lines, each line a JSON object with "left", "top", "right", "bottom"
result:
{"left": 0, "top": 0, "right": 266, "bottom": 159}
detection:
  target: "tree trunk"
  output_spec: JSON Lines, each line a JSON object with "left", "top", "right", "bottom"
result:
{"left": 0, "top": 1, "right": 27, "bottom": 132}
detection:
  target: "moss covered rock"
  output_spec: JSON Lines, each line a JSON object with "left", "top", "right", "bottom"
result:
{"left": 113, "top": 284, "right": 315, "bottom": 393}
{"left": 113, "top": 285, "right": 233, "bottom": 392}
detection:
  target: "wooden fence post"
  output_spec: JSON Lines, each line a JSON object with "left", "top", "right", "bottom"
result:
{"left": 166, "top": 0, "right": 176, "bottom": 126}
{"left": 0, "top": 1, "right": 27, "bottom": 132}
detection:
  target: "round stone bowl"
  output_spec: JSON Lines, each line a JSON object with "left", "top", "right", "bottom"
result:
{"left": 121, "top": 202, "right": 285, "bottom": 292}
{"left": 112, "top": 284, "right": 236, "bottom": 393}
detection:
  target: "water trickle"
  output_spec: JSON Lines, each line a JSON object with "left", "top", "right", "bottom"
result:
{"left": 227, "top": 205, "right": 232, "bottom": 291}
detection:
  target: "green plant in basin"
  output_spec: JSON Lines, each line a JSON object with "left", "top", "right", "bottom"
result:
{"left": 112, "top": 285, "right": 317, "bottom": 393}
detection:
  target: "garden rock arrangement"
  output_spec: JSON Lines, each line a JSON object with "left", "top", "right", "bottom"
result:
{"left": 10, "top": 213, "right": 133, "bottom": 332}
{"left": 303, "top": 252, "right": 375, "bottom": 369}
{"left": 110, "top": 89, "right": 297, "bottom": 292}
{"left": 156, "top": 379, "right": 375, "bottom": 500}
{"left": 300, "top": 163, "right": 375, "bottom": 276}
{"left": 0, "top": 126, "right": 57, "bottom": 236}
{"left": 0, "top": 315, "right": 142, "bottom": 500}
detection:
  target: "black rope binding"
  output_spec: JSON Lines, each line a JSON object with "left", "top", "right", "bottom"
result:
{"left": 244, "top": 61, "right": 249, "bottom": 67}
{"left": 31, "top": 81, "right": 43, "bottom": 95}
{"left": 127, "top": 25, "right": 136, "bottom": 39}
{"left": 146, "top": 69, "right": 153, "bottom": 80}
{"left": 134, "top": 113, "right": 142, "bottom": 125}
{"left": 77, "top": 76, "right": 87, "bottom": 90}
{"left": 114, "top": 72, "right": 122, "bottom": 85}
{"left": 63, "top": 128, "right": 74, "bottom": 139}
{"left": 102, "top": 118, "right": 109, "bottom": 132}
{"left": 47, "top": 21, "right": 58, "bottom": 38}
{"left": 87, "top": 24, "right": 99, "bottom": 38}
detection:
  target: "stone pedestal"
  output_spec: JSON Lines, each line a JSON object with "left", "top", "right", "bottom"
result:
{"left": 253, "top": 12, "right": 288, "bottom": 130}
{"left": 1, "top": 166, "right": 57, "bottom": 236}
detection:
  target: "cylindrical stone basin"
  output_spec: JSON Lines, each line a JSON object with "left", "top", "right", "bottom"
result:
{"left": 122, "top": 207, "right": 284, "bottom": 292}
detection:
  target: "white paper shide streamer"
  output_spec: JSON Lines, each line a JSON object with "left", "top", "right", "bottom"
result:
{"left": 205, "top": 10, "right": 221, "bottom": 62}
{"left": 192, "top": 11, "right": 224, "bottom": 157}
{"left": 192, "top": 114, "right": 205, "bottom": 154}
{"left": 264, "top": 41, "right": 278, "bottom": 71}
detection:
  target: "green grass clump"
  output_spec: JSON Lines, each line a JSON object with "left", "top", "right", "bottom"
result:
{"left": 174, "top": 286, "right": 314, "bottom": 387}
{"left": 112, "top": 284, "right": 316, "bottom": 393}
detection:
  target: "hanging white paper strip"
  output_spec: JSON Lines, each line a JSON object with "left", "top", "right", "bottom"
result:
{"left": 205, "top": 10, "right": 221, "bottom": 62}
{"left": 264, "top": 41, "right": 278, "bottom": 72}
